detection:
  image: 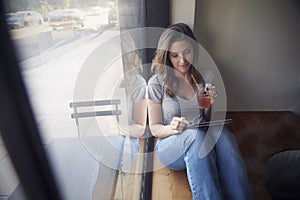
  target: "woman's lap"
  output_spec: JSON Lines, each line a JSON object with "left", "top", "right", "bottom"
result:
{"left": 155, "top": 128, "right": 199, "bottom": 170}
{"left": 155, "top": 126, "right": 239, "bottom": 169}
{"left": 155, "top": 126, "right": 252, "bottom": 199}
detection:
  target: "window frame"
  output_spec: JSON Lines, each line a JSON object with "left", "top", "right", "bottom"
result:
{"left": 0, "top": 2, "right": 62, "bottom": 199}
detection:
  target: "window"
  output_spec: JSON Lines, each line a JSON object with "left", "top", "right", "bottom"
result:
{"left": 1, "top": 1, "right": 157, "bottom": 199}
{"left": 1, "top": 0, "right": 170, "bottom": 199}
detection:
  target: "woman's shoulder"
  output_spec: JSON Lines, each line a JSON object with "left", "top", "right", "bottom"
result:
{"left": 147, "top": 74, "right": 164, "bottom": 101}
{"left": 148, "top": 74, "right": 163, "bottom": 85}
{"left": 132, "top": 74, "right": 146, "bottom": 86}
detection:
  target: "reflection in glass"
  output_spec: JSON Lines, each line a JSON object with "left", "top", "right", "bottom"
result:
{"left": 114, "top": 31, "right": 147, "bottom": 199}
{"left": 72, "top": 29, "right": 147, "bottom": 199}
{"left": 117, "top": 37, "right": 147, "bottom": 171}
{"left": 3, "top": 0, "right": 146, "bottom": 199}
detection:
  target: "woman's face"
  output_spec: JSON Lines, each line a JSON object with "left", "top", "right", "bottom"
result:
{"left": 169, "top": 40, "right": 193, "bottom": 76}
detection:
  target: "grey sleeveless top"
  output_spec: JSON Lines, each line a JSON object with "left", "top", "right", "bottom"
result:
{"left": 148, "top": 74, "right": 204, "bottom": 125}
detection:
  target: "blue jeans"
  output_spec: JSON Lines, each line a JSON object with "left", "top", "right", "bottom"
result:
{"left": 155, "top": 127, "right": 253, "bottom": 200}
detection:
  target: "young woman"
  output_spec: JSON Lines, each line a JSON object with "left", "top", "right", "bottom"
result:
{"left": 147, "top": 23, "right": 253, "bottom": 200}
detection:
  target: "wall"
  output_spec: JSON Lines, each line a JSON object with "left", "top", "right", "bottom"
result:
{"left": 194, "top": 0, "right": 300, "bottom": 115}
{"left": 171, "top": 0, "right": 196, "bottom": 30}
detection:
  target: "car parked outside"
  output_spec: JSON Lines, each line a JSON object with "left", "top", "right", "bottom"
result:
{"left": 108, "top": 7, "right": 116, "bottom": 24}
{"left": 6, "top": 11, "right": 43, "bottom": 29}
{"left": 5, "top": 13, "right": 15, "bottom": 19}
{"left": 61, "top": 9, "right": 85, "bottom": 28}
{"left": 87, "top": 6, "right": 106, "bottom": 16}
{"left": 48, "top": 10, "right": 76, "bottom": 30}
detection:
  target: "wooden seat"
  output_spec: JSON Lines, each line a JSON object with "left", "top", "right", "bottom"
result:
{"left": 151, "top": 112, "right": 300, "bottom": 200}
{"left": 152, "top": 163, "right": 192, "bottom": 200}
{"left": 152, "top": 138, "right": 192, "bottom": 200}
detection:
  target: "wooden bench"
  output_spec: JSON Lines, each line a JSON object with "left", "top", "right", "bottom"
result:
{"left": 152, "top": 153, "right": 192, "bottom": 200}
{"left": 151, "top": 111, "right": 300, "bottom": 200}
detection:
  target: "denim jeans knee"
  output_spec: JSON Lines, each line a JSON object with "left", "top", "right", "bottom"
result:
{"left": 155, "top": 128, "right": 198, "bottom": 170}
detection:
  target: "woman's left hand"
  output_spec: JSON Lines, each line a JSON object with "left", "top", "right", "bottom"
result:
{"left": 170, "top": 117, "right": 190, "bottom": 134}
{"left": 206, "top": 84, "right": 217, "bottom": 104}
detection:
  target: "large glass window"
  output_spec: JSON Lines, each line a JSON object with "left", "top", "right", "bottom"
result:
{"left": 1, "top": 0, "right": 149, "bottom": 199}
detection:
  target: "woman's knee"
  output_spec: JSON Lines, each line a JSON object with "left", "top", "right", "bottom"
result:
{"left": 182, "top": 128, "right": 205, "bottom": 146}
{"left": 218, "top": 127, "right": 239, "bottom": 147}
{"left": 214, "top": 127, "right": 244, "bottom": 160}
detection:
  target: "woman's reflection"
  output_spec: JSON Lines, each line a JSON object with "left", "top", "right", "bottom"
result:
{"left": 92, "top": 32, "right": 147, "bottom": 199}
{"left": 116, "top": 32, "right": 147, "bottom": 172}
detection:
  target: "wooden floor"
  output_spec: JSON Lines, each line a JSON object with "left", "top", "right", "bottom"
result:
{"left": 151, "top": 111, "right": 300, "bottom": 200}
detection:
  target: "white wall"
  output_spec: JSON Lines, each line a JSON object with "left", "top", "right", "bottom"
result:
{"left": 171, "top": 0, "right": 196, "bottom": 30}
{"left": 194, "top": 0, "right": 300, "bottom": 115}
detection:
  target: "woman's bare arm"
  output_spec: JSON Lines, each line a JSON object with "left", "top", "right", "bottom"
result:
{"left": 119, "top": 99, "right": 147, "bottom": 137}
{"left": 147, "top": 99, "right": 189, "bottom": 138}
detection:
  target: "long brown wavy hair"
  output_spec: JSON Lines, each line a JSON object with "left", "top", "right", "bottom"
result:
{"left": 151, "top": 23, "right": 203, "bottom": 97}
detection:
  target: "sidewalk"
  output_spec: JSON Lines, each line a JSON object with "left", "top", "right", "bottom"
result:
{"left": 21, "top": 29, "right": 120, "bottom": 144}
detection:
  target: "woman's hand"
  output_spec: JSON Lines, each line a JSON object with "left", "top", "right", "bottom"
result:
{"left": 170, "top": 117, "right": 190, "bottom": 134}
{"left": 148, "top": 100, "right": 190, "bottom": 138}
{"left": 206, "top": 84, "right": 217, "bottom": 104}
{"left": 203, "top": 84, "right": 217, "bottom": 121}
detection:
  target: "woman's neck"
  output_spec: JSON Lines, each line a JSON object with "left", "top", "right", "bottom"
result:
{"left": 175, "top": 72, "right": 192, "bottom": 85}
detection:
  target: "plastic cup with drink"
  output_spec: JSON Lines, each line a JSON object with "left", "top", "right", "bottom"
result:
{"left": 196, "top": 83, "right": 217, "bottom": 109}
